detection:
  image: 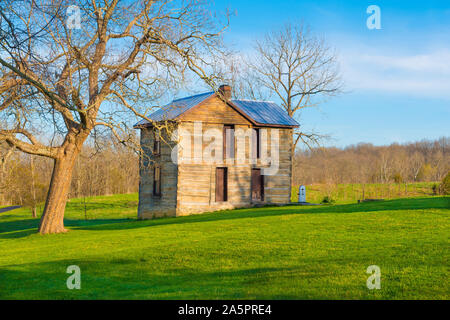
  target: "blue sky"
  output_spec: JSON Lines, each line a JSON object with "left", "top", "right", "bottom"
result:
{"left": 210, "top": 0, "right": 450, "bottom": 147}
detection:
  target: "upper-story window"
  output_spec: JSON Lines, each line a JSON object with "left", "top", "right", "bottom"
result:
{"left": 252, "top": 128, "right": 261, "bottom": 159}
{"left": 223, "top": 124, "right": 235, "bottom": 159}
{"left": 153, "top": 130, "right": 161, "bottom": 155}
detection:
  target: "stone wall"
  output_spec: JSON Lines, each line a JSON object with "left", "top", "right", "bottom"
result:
{"left": 137, "top": 127, "right": 178, "bottom": 219}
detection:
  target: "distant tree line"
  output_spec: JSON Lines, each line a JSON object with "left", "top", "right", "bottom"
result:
{"left": 0, "top": 140, "right": 139, "bottom": 209}
{"left": 293, "top": 137, "right": 449, "bottom": 186}
{"left": 1, "top": 137, "right": 448, "bottom": 211}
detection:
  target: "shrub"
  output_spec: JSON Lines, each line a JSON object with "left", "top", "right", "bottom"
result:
{"left": 439, "top": 172, "right": 450, "bottom": 195}
{"left": 392, "top": 173, "right": 403, "bottom": 183}
{"left": 417, "top": 164, "right": 436, "bottom": 181}
{"left": 321, "top": 195, "right": 335, "bottom": 204}
{"left": 432, "top": 183, "right": 439, "bottom": 195}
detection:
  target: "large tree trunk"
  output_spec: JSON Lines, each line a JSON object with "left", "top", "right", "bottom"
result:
{"left": 38, "top": 150, "right": 78, "bottom": 234}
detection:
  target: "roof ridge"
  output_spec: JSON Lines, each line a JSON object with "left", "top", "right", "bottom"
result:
{"left": 172, "top": 91, "right": 214, "bottom": 103}
{"left": 232, "top": 98, "right": 276, "bottom": 103}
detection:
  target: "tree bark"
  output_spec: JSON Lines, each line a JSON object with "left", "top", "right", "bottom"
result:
{"left": 38, "top": 150, "right": 78, "bottom": 234}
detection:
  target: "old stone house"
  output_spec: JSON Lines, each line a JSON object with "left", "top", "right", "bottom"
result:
{"left": 134, "top": 85, "right": 299, "bottom": 218}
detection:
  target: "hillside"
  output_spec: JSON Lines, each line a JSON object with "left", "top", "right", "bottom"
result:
{"left": 0, "top": 193, "right": 448, "bottom": 299}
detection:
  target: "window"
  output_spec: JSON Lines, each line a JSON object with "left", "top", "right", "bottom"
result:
{"left": 153, "top": 131, "right": 161, "bottom": 155}
{"left": 215, "top": 167, "right": 228, "bottom": 202}
{"left": 252, "top": 128, "right": 261, "bottom": 159}
{"left": 153, "top": 166, "right": 161, "bottom": 196}
{"left": 223, "top": 125, "right": 235, "bottom": 159}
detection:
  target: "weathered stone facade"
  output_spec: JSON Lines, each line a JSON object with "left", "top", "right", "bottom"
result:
{"left": 137, "top": 92, "right": 295, "bottom": 219}
{"left": 137, "top": 128, "right": 178, "bottom": 218}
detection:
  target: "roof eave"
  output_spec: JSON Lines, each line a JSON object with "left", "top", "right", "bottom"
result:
{"left": 133, "top": 123, "right": 151, "bottom": 129}
{"left": 253, "top": 122, "right": 299, "bottom": 129}
{"left": 133, "top": 119, "right": 178, "bottom": 129}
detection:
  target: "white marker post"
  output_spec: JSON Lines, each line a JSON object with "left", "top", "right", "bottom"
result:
{"left": 298, "top": 185, "right": 306, "bottom": 203}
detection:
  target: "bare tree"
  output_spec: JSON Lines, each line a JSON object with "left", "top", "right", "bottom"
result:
{"left": 235, "top": 23, "right": 342, "bottom": 149}
{"left": 0, "top": 0, "right": 227, "bottom": 233}
{"left": 0, "top": 142, "right": 15, "bottom": 203}
{"left": 410, "top": 152, "right": 424, "bottom": 182}
{"left": 29, "top": 154, "right": 38, "bottom": 217}
{"left": 227, "top": 23, "right": 342, "bottom": 188}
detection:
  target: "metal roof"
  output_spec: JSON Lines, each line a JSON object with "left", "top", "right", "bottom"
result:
{"left": 134, "top": 91, "right": 214, "bottom": 126}
{"left": 231, "top": 99, "right": 299, "bottom": 127}
{"left": 134, "top": 91, "right": 299, "bottom": 127}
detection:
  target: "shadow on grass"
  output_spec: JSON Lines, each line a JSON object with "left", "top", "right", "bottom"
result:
{"left": 0, "top": 206, "right": 22, "bottom": 213}
{"left": 0, "top": 258, "right": 329, "bottom": 299}
{"left": 0, "top": 197, "right": 448, "bottom": 238}
{"left": 78, "top": 196, "right": 449, "bottom": 232}
{"left": 0, "top": 218, "right": 133, "bottom": 238}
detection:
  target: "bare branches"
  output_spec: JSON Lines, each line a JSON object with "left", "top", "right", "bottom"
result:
{"left": 0, "top": 0, "right": 227, "bottom": 155}
{"left": 294, "top": 130, "right": 330, "bottom": 150}
{"left": 0, "top": 143, "right": 14, "bottom": 174}
{"left": 0, "top": 130, "right": 57, "bottom": 158}
{"left": 231, "top": 23, "right": 342, "bottom": 149}
{"left": 252, "top": 23, "right": 342, "bottom": 115}
{"left": 0, "top": 0, "right": 228, "bottom": 232}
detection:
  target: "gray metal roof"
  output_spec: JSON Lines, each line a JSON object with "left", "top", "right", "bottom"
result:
{"left": 134, "top": 91, "right": 299, "bottom": 127}
{"left": 134, "top": 91, "right": 214, "bottom": 126}
{"left": 231, "top": 99, "right": 299, "bottom": 127}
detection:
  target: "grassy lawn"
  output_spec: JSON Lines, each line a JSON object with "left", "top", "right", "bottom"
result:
{"left": 0, "top": 194, "right": 449, "bottom": 299}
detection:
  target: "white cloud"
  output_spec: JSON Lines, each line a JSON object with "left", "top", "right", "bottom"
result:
{"left": 360, "top": 51, "right": 450, "bottom": 74}
{"left": 339, "top": 49, "right": 450, "bottom": 99}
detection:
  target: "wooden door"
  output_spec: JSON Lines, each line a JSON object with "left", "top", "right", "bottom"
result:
{"left": 251, "top": 168, "right": 264, "bottom": 201}
{"left": 215, "top": 167, "right": 228, "bottom": 202}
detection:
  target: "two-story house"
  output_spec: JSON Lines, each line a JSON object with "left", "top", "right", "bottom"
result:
{"left": 134, "top": 85, "right": 299, "bottom": 218}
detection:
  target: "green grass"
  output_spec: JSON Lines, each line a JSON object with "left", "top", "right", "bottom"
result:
{"left": 291, "top": 182, "right": 439, "bottom": 204}
{"left": 0, "top": 193, "right": 449, "bottom": 299}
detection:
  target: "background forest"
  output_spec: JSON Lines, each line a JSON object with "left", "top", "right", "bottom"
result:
{"left": 1, "top": 136, "right": 448, "bottom": 210}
